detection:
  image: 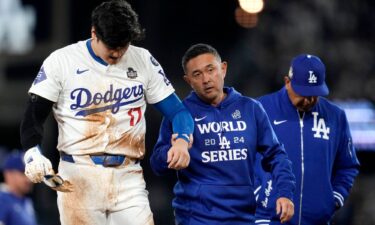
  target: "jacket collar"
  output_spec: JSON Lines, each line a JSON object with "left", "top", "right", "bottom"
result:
{"left": 187, "top": 86, "right": 241, "bottom": 108}
{"left": 280, "top": 87, "right": 295, "bottom": 109}
{"left": 279, "top": 86, "right": 319, "bottom": 113}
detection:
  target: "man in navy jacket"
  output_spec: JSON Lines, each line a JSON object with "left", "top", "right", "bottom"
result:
{"left": 255, "top": 54, "right": 360, "bottom": 225}
{"left": 150, "top": 43, "right": 296, "bottom": 225}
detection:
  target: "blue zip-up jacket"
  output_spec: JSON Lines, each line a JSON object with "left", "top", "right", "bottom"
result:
{"left": 0, "top": 185, "right": 38, "bottom": 225}
{"left": 255, "top": 88, "right": 360, "bottom": 225}
{"left": 151, "top": 87, "right": 295, "bottom": 225}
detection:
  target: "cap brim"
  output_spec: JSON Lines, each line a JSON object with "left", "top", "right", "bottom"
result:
{"left": 291, "top": 82, "right": 329, "bottom": 97}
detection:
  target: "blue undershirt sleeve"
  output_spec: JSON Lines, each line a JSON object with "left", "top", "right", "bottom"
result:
{"left": 153, "top": 93, "right": 194, "bottom": 143}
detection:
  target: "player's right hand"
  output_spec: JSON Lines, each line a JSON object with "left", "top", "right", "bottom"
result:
{"left": 24, "top": 146, "right": 54, "bottom": 183}
{"left": 167, "top": 134, "right": 191, "bottom": 170}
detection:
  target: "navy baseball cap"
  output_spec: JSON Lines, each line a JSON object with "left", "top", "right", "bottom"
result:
{"left": 2, "top": 151, "right": 25, "bottom": 172}
{"left": 288, "top": 54, "right": 329, "bottom": 96}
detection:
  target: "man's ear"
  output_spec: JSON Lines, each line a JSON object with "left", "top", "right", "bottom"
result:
{"left": 221, "top": 61, "right": 228, "bottom": 79}
{"left": 284, "top": 76, "right": 290, "bottom": 85}
{"left": 183, "top": 74, "right": 191, "bottom": 86}
{"left": 284, "top": 76, "right": 292, "bottom": 91}
{"left": 91, "top": 27, "right": 96, "bottom": 39}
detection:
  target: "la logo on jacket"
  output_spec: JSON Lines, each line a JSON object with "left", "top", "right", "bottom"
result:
{"left": 312, "top": 112, "right": 330, "bottom": 140}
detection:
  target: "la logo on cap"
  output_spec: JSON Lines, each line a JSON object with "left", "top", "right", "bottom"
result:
{"left": 289, "top": 54, "right": 329, "bottom": 96}
{"left": 308, "top": 71, "right": 317, "bottom": 83}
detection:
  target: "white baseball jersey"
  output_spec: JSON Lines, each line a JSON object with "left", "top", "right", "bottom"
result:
{"left": 29, "top": 40, "right": 174, "bottom": 158}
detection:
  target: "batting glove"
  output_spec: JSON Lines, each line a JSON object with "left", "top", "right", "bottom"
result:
{"left": 24, "top": 146, "right": 54, "bottom": 183}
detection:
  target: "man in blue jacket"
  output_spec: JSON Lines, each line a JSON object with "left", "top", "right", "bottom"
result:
{"left": 0, "top": 150, "right": 37, "bottom": 225}
{"left": 150, "top": 43, "right": 296, "bottom": 225}
{"left": 255, "top": 54, "right": 360, "bottom": 225}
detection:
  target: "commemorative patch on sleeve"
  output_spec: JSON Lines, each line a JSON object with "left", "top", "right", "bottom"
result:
{"left": 150, "top": 56, "right": 160, "bottom": 66}
{"left": 33, "top": 66, "right": 47, "bottom": 85}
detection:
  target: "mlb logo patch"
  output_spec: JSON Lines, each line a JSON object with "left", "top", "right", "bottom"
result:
{"left": 127, "top": 67, "right": 137, "bottom": 79}
{"left": 33, "top": 66, "right": 47, "bottom": 85}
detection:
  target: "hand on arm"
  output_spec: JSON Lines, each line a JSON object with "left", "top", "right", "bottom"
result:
{"left": 167, "top": 134, "right": 193, "bottom": 170}
{"left": 276, "top": 197, "right": 294, "bottom": 223}
{"left": 153, "top": 93, "right": 194, "bottom": 170}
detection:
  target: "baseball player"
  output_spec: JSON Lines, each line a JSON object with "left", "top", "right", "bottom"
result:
{"left": 254, "top": 54, "right": 360, "bottom": 225}
{"left": 19, "top": 1, "right": 193, "bottom": 225}
{"left": 150, "top": 43, "right": 296, "bottom": 225}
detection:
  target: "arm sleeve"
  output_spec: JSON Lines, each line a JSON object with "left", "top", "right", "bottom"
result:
{"left": 331, "top": 111, "right": 360, "bottom": 208}
{"left": 150, "top": 117, "right": 174, "bottom": 176}
{"left": 255, "top": 102, "right": 296, "bottom": 200}
{"left": 153, "top": 93, "right": 194, "bottom": 143}
{"left": 20, "top": 94, "right": 54, "bottom": 150}
{"left": 253, "top": 152, "right": 264, "bottom": 201}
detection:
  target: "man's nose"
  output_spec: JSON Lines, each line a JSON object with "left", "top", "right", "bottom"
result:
{"left": 202, "top": 72, "right": 210, "bottom": 83}
{"left": 110, "top": 51, "right": 122, "bottom": 58}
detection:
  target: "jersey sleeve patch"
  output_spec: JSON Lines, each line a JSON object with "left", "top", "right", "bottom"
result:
{"left": 150, "top": 56, "right": 160, "bottom": 67}
{"left": 33, "top": 66, "right": 47, "bottom": 85}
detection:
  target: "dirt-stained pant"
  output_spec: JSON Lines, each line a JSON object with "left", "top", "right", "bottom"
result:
{"left": 57, "top": 158, "right": 154, "bottom": 225}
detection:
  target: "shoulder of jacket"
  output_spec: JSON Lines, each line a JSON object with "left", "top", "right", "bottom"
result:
{"left": 319, "top": 97, "right": 344, "bottom": 113}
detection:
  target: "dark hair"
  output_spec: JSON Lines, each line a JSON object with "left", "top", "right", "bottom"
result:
{"left": 91, "top": 0, "right": 145, "bottom": 49}
{"left": 181, "top": 43, "right": 221, "bottom": 73}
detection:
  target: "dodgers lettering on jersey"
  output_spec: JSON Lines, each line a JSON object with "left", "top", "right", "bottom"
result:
{"left": 28, "top": 40, "right": 174, "bottom": 157}
{"left": 70, "top": 84, "right": 144, "bottom": 116}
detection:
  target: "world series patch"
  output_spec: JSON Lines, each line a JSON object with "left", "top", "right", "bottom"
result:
{"left": 127, "top": 67, "right": 138, "bottom": 79}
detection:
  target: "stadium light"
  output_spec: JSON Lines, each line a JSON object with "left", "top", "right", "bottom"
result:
{"left": 238, "top": 0, "right": 264, "bottom": 14}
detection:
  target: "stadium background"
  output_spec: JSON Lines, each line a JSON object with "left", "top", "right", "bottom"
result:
{"left": 0, "top": 0, "right": 374, "bottom": 224}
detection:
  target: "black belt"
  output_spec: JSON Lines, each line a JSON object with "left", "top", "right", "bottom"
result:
{"left": 60, "top": 152, "right": 139, "bottom": 167}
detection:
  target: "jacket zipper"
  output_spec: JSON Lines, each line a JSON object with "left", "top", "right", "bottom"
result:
{"left": 298, "top": 111, "right": 305, "bottom": 225}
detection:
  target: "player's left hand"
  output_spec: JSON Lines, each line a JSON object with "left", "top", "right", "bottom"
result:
{"left": 276, "top": 197, "right": 294, "bottom": 223}
{"left": 167, "top": 134, "right": 191, "bottom": 170}
{"left": 24, "top": 146, "right": 54, "bottom": 183}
